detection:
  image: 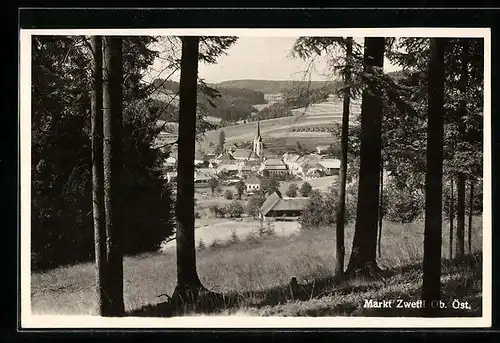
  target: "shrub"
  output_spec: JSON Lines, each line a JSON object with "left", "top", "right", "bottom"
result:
{"left": 224, "top": 189, "right": 234, "bottom": 200}
{"left": 299, "top": 182, "right": 313, "bottom": 197}
{"left": 286, "top": 183, "right": 298, "bottom": 197}
{"left": 247, "top": 194, "right": 266, "bottom": 218}
{"left": 235, "top": 180, "right": 245, "bottom": 199}
{"left": 229, "top": 229, "right": 240, "bottom": 244}
{"left": 299, "top": 186, "right": 356, "bottom": 230}
{"left": 299, "top": 190, "right": 330, "bottom": 229}
{"left": 210, "top": 239, "right": 222, "bottom": 249}
{"left": 384, "top": 182, "right": 424, "bottom": 223}
{"left": 257, "top": 220, "right": 276, "bottom": 237}
{"left": 227, "top": 200, "right": 244, "bottom": 218}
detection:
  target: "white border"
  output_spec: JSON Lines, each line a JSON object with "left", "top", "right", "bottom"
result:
{"left": 20, "top": 28, "right": 492, "bottom": 329}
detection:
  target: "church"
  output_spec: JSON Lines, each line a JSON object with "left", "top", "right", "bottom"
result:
{"left": 252, "top": 119, "right": 264, "bottom": 160}
{"left": 222, "top": 120, "right": 264, "bottom": 162}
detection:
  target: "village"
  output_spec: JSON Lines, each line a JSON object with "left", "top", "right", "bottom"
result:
{"left": 155, "top": 119, "right": 341, "bottom": 224}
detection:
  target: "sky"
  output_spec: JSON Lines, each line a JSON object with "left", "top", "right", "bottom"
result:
{"left": 145, "top": 36, "right": 400, "bottom": 84}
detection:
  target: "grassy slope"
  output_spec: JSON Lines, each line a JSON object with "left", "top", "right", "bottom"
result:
{"left": 31, "top": 217, "right": 483, "bottom": 317}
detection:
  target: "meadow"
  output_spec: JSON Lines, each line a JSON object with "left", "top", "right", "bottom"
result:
{"left": 31, "top": 216, "right": 483, "bottom": 317}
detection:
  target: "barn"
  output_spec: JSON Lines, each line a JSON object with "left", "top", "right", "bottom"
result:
{"left": 260, "top": 192, "right": 311, "bottom": 220}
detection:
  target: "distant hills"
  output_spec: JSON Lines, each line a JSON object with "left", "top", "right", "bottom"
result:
{"left": 214, "top": 79, "right": 337, "bottom": 94}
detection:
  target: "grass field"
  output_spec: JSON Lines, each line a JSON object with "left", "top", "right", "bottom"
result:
{"left": 31, "top": 216, "right": 483, "bottom": 317}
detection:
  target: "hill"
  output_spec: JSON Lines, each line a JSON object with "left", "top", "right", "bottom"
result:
{"left": 197, "top": 97, "right": 361, "bottom": 153}
{"left": 214, "top": 79, "right": 338, "bottom": 94}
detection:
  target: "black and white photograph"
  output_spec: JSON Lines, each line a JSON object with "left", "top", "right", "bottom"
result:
{"left": 20, "top": 28, "right": 491, "bottom": 328}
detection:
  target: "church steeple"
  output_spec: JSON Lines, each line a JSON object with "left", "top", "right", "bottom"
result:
{"left": 253, "top": 119, "right": 263, "bottom": 160}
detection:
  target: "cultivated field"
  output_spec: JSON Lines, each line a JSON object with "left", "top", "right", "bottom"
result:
{"left": 197, "top": 98, "right": 361, "bottom": 152}
{"left": 31, "top": 217, "right": 483, "bottom": 316}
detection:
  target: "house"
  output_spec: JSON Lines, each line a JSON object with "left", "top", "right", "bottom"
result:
{"left": 245, "top": 175, "right": 261, "bottom": 193}
{"left": 231, "top": 148, "right": 260, "bottom": 161}
{"left": 260, "top": 192, "right": 311, "bottom": 219}
{"left": 217, "top": 162, "right": 241, "bottom": 176}
{"left": 316, "top": 145, "right": 330, "bottom": 155}
{"left": 194, "top": 173, "right": 211, "bottom": 188}
{"left": 282, "top": 153, "right": 302, "bottom": 175}
{"left": 290, "top": 154, "right": 322, "bottom": 176}
{"left": 194, "top": 151, "right": 207, "bottom": 166}
{"left": 238, "top": 164, "right": 254, "bottom": 178}
{"left": 196, "top": 167, "right": 217, "bottom": 179}
{"left": 318, "top": 158, "right": 341, "bottom": 175}
{"left": 303, "top": 162, "right": 326, "bottom": 179}
{"left": 214, "top": 151, "right": 236, "bottom": 164}
{"left": 260, "top": 158, "right": 289, "bottom": 176}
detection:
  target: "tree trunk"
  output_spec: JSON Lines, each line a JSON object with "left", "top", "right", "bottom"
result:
{"left": 346, "top": 37, "right": 385, "bottom": 277}
{"left": 102, "top": 36, "right": 125, "bottom": 316}
{"left": 377, "top": 159, "right": 384, "bottom": 257}
{"left": 334, "top": 36, "right": 352, "bottom": 278}
{"left": 456, "top": 174, "right": 466, "bottom": 257}
{"left": 173, "top": 36, "right": 205, "bottom": 301}
{"left": 468, "top": 178, "right": 474, "bottom": 253}
{"left": 449, "top": 176, "right": 454, "bottom": 260}
{"left": 422, "top": 38, "right": 446, "bottom": 317}
{"left": 456, "top": 39, "right": 469, "bottom": 258}
{"left": 90, "top": 36, "right": 110, "bottom": 316}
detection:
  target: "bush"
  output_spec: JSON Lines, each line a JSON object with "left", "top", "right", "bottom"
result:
{"left": 299, "top": 182, "right": 313, "bottom": 197}
{"left": 257, "top": 220, "right": 276, "bottom": 237}
{"left": 224, "top": 189, "right": 234, "bottom": 200}
{"left": 247, "top": 194, "right": 266, "bottom": 218}
{"left": 286, "top": 183, "right": 298, "bottom": 197}
{"left": 229, "top": 229, "right": 240, "bottom": 244}
{"left": 299, "top": 190, "right": 331, "bottom": 229}
{"left": 299, "top": 186, "right": 356, "bottom": 230}
{"left": 226, "top": 200, "right": 244, "bottom": 218}
{"left": 384, "top": 182, "right": 424, "bottom": 223}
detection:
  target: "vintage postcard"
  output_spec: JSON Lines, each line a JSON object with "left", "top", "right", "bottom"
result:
{"left": 20, "top": 27, "right": 492, "bottom": 328}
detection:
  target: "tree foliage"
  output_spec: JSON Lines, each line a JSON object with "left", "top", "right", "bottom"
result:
{"left": 260, "top": 176, "right": 281, "bottom": 196}
{"left": 299, "top": 182, "right": 313, "bottom": 197}
{"left": 31, "top": 36, "right": 175, "bottom": 270}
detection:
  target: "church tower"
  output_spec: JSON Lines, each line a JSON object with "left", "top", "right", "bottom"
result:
{"left": 253, "top": 119, "right": 263, "bottom": 160}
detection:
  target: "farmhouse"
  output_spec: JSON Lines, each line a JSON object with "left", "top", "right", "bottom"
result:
{"left": 318, "top": 158, "right": 341, "bottom": 175}
{"left": 260, "top": 192, "right": 311, "bottom": 219}
{"left": 303, "top": 162, "right": 326, "bottom": 179}
{"left": 245, "top": 175, "right": 261, "bottom": 192}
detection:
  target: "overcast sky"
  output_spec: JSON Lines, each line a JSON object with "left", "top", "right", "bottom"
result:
{"left": 145, "top": 36, "right": 400, "bottom": 84}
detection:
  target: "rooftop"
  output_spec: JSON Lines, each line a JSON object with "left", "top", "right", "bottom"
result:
{"left": 260, "top": 192, "right": 311, "bottom": 216}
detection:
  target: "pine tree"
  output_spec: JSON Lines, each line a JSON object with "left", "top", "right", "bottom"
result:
{"left": 90, "top": 36, "right": 109, "bottom": 315}
{"left": 102, "top": 36, "right": 125, "bottom": 316}
{"left": 346, "top": 37, "right": 385, "bottom": 277}
{"left": 172, "top": 36, "right": 207, "bottom": 306}
{"left": 335, "top": 37, "right": 353, "bottom": 278}
{"left": 422, "top": 38, "right": 446, "bottom": 317}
